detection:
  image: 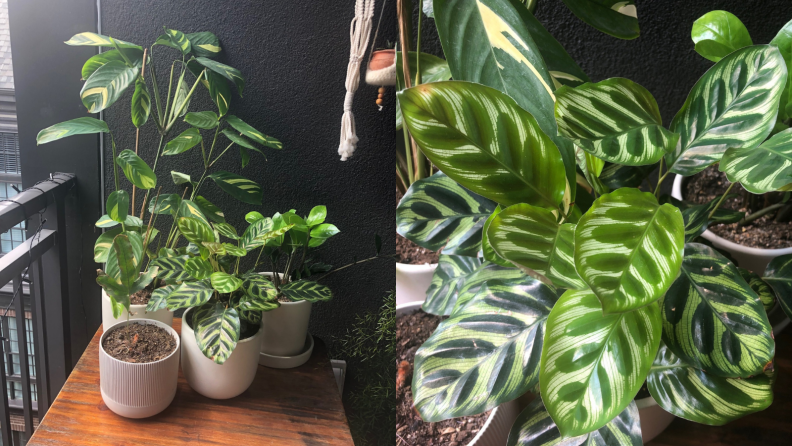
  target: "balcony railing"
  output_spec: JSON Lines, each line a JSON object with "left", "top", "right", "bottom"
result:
{"left": 0, "top": 173, "right": 75, "bottom": 445}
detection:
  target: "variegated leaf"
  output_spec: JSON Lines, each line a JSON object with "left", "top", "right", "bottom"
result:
{"left": 210, "top": 272, "right": 242, "bottom": 293}
{"left": 65, "top": 32, "right": 141, "bottom": 49}
{"left": 156, "top": 28, "right": 191, "bottom": 55}
{"left": 208, "top": 171, "right": 262, "bottom": 205}
{"left": 163, "top": 127, "right": 201, "bottom": 155}
{"left": 666, "top": 45, "right": 787, "bottom": 175}
{"left": 488, "top": 203, "right": 585, "bottom": 290}
{"left": 186, "top": 31, "right": 222, "bottom": 58}
{"left": 225, "top": 115, "right": 282, "bottom": 149}
{"left": 193, "top": 303, "right": 240, "bottom": 364}
{"left": 80, "top": 60, "right": 139, "bottom": 113}
{"left": 556, "top": 78, "right": 678, "bottom": 166}
{"left": 396, "top": 172, "right": 496, "bottom": 256}
{"left": 82, "top": 48, "right": 142, "bottom": 80}
{"left": 280, "top": 280, "right": 332, "bottom": 302}
{"left": 241, "top": 274, "right": 278, "bottom": 302}
{"left": 146, "top": 284, "right": 178, "bottom": 312}
{"left": 148, "top": 193, "right": 181, "bottom": 216}
{"left": 222, "top": 244, "right": 246, "bottom": 257}
{"left": 507, "top": 398, "right": 641, "bottom": 446}
{"left": 236, "top": 294, "right": 279, "bottom": 312}
{"left": 762, "top": 254, "right": 792, "bottom": 320}
{"left": 116, "top": 149, "right": 156, "bottom": 190}
{"left": 167, "top": 280, "right": 214, "bottom": 310}
{"left": 539, "top": 289, "right": 661, "bottom": 438}
{"left": 150, "top": 255, "right": 191, "bottom": 281}
{"left": 214, "top": 222, "right": 239, "bottom": 240}
{"left": 481, "top": 206, "right": 512, "bottom": 267}
{"left": 195, "top": 57, "right": 244, "bottom": 96}
{"left": 185, "top": 257, "right": 212, "bottom": 280}
{"left": 647, "top": 342, "right": 773, "bottom": 425}
{"left": 679, "top": 195, "right": 744, "bottom": 242}
{"left": 452, "top": 263, "right": 527, "bottom": 312}
{"left": 575, "top": 188, "right": 685, "bottom": 313}
{"left": 36, "top": 117, "right": 109, "bottom": 145}
{"left": 184, "top": 111, "right": 219, "bottom": 129}
{"left": 177, "top": 217, "right": 214, "bottom": 244}
{"left": 739, "top": 268, "right": 776, "bottom": 313}
{"left": 575, "top": 145, "right": 608, "bottom": 195}
{"left": 241, "top": 217, "right": 273, "bottom": 251}
{"left": 560, "top": 0, "right": 639, "bottom": 40}
{"left": 423, "top": 255, "right": 482, "bottom": 316}
{"left": 599, "top": 163, "right": 654, "bottom": 190}
{"left": 661, "top": 243, "right": 774, "bottom": 378}
{"left": 131, "top": 78, "right": 150, "bottom": 128}
{"left": 413, "top": 277, "right": 557, "bottom": 421}
{"left": 178, "top": 199, "right": 212, "bottom": 227}
{"left": 94, "top": 227, "right": 122, "bottom": 263}
{"left": 105, "top": 231, "right": 143, "bottom": 281}
{"left": 720, "top": 127, "right": 792, "bottom": 193}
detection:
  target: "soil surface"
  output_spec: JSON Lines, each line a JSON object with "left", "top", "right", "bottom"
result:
{"left": 102, "top": 323, "right": 176, "bottom": 363}
{"left": 130, "top": 287, "right": 152, "bottom": 305}
{"left": 397, "top": 310, "right": 490, "bottom": 446}
{"left": 684, "top": 166, "right": 792, "bottom": 249}
{"left": 396, "top": 188, "right": 441, "bottom": 265}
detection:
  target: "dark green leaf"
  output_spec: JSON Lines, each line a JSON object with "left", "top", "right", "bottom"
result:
{"left": 186, "top": 31, "right": 221, "bottom": 58}
{"left": 423, "top": 255, "right": 482, "bottom": 316}
{"left": 560, "top": 0, "right": 639, "bottom": 40}
{"left": 208, "top": 171, "right": 262, "bottom": 204}
{"left": 280, "top": 280, "right": 332, "bottom": 302}
{"left": 225, "top": 115, "right": 282, "bottom": 149}
{"left": 739, "top": 268, "right": 776, "bottom": 313}
{"left": 194, "top": 195, "right": 225, "bottom": 223}
{"left": 37, "top": 117, "right": 109, "bottom": 145}
{"left": 167, "top": 280, "right": 214, "bottom": 310}
{"left": 762, "top": 254, "right": 792, "bottom": 320}
{"left": 195, "top": 57, "right": 244, "bottom": 96}
{"left": 148, "top": 193, "right": 181, "bottom": 216}
{"left": 164, "top": 127, "right": 202, "bottom": 155}
{"left": 184, "top": 111, "right": 219, "bottom": 129}
{"left": 131, "top": 78, "right": 151, "bottom": 128}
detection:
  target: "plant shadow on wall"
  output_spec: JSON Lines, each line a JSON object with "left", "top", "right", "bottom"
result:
{"left": 397, "top": 1, "right": 792, "bottom": 445}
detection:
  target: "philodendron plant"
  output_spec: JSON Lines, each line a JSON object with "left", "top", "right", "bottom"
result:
{"left": 398, "top": 1, "right": 792, "bottom": 443}
{"left": 35, "top": 29, "right": 281, "bottom": 324}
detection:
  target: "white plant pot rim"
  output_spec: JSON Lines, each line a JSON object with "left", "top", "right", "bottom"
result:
{"left": 672, "top": 174, "right": 792, "bottom": 256}
{"left": 396, "top": 262, "right": 438, "bottom": 272}
{"left": 100, "top": 319, "right": 180, "bottom": 366}
{"left": 183, "top": 307, "right": 262, "bottom": 343}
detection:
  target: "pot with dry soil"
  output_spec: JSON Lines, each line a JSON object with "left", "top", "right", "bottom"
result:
{"left": 99, "top": 319, "right": 180, "bottom": 418}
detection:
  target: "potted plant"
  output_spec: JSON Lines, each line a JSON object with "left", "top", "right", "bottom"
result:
{"left": 399, "top": 1, "right": 784, "bottom": 444}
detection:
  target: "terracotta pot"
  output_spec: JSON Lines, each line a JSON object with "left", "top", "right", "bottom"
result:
{"left": 369, "top": 49, "right": 395, "bottom": 70}
{"left": 102, "top": 290, "right": 173, "bottom": 330}
{"left": 395, "top": 262, "right": 437, "bottom": 306}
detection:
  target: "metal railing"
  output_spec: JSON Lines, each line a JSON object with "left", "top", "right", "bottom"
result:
{"left": 0, "top": 173, "right": 75, "bottom": 445}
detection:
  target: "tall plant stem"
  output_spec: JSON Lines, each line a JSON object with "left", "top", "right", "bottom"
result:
{"left": 397, "top": 0, "right": 422, "bottom": 184}
{"left": 654, "top": 158, "right": 668, "bottom": 197}
{"left": 110, "top": 134, "right": 120, "bottom": 193}
{"left": 139, "top": 134, "right": 166, "bottom": 219}
{"left": 315, "top": 255, "right": 390, "bottom": 282}
{"left": 165, "top": 70, "right": 205, "bottom": 132}
{"left": 131, "top": 48, "right": 149, "bottom": 214}
{"left": 416, "top": 0, "right": 423, "bottom": 85}
{"left": 707, "top": 183, "right": 735, "bottom": 220}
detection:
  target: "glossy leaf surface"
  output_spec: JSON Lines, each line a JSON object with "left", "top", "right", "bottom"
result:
{"left": 186, "top": 31, "right": 221, "bottom": 58}
{"left": 560, "top": 0, "right": 639, "bottom": 40}
{"left": 763, "top": 254, "right": 792, "bottom": 320}
{"left": 692, "top": 11, "right": 752, "bottom": 63}
{"left": 184, "top": 111, "right": 219, "bottom": 129}
{"left": 65, "top": 32, "right": 141, "bottom": 49}
{"left": 720, "top": 127, "right": 792, "bottom": 193}
{"left": 481, "top": 206, "right": 512, "bottom": 267}
{"left": 452, "top": 263, "right": 527, "bottom": 312}
{"left": 80, "top": 60, "right": 139, "bottom": 113}
{"left": 771, "top": 19, "right": 792, "bottom": 120}
{"left": 208, "top": 171, "right": 262, "bottom": 205}
{"left": 167, "top": 280, "right": 214, "bottom": 310}
{"left": 36, "top": 117, "right": 108, "bottom": 145}
{"left": 193, "top": 302, "right": 240, "bottom": 364}
{"left": 130, "top": 78, "right": 151, "bottom": 128}
{"left": 196, "top": 57, "right": 244, "bottom": 96}
{"left": 423, "top": 255, "right": 482, "bottom": 316}
{"left": 225, "top": 115, "right": 282, "bottom": 149}
{"left": 116, "top": 149, "right": 156, "bottom": 189}
{"left": 164, "top": 127, "right": 202, "bottom": 155}
{"left": 210, "top": 272, "right": 242, "bottom": 293}
{"left": 280, "top": 280, "right": 332, "bottom": 302}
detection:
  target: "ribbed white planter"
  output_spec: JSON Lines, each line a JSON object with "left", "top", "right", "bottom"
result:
{"left": 397, "top": 301, "right": 520, "bottom": 445}
{"left": 99, "top": 319, "right": 180, "bottom": 418}
{"left": 181, "top": 308, "right": 262, "bottom": 399}
{"left": 636, "top": 396, "right": 675, "bottom": 443}
{"left": 261, "top": 299, "right": 312, "bottom": 357}
{"left": 102, "top": 289, "right": 173, "bottom": 330}
{"left": 396, "top": 262, "right": 437, "bottom": 306}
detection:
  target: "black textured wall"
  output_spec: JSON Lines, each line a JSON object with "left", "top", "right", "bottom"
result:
{"left": 100, "top": 1, "right": 396, "bottom": 349}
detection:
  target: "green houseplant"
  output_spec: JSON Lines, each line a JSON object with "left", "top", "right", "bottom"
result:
{"left": 398, "top": 1, "right": 792, "bottom": 444}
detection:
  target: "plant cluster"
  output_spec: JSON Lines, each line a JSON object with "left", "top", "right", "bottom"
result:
{"left": 397, "top": 1, "right": 792, "bottom": 443}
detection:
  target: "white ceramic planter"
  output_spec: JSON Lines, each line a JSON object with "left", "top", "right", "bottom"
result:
{"left": 636, "top": 396, "right": 675, "bottom": 443}
{"left": 397, "top": 301, "right": 520, "bottom": 445}
{"left": 181, "top": 308, "right": 262, "bottom": 399}
{"left": 102, "top": 289, "right": 173, "bottom": 330}
{"left": 261, "top": 299, "right": 312, "bottom": 357}
{"left": 99, "top": 319, "right": 180, "bottom": 418}
{"left": 396, "top": 262, "right": 437, "bottom": 306}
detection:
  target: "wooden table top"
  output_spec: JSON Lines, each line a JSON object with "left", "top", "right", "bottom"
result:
{"left": 28, "top": 319, "right": 354, "bottom": 446}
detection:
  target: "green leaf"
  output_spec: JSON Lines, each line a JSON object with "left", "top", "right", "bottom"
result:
{"left": 131, "top": 78, "right": 151, "bottom": 128}
{"left": 600, "top": 162, "right": 655, "bottom": 190}
{"left": 241, "top": 217, "right": 273, "bottom": 251}
{"left": 105, "top": 231, "right": 143, "bottom": 281}
{"left": 575, "top": 188, "right": 685, "bottom": 313}
{"left": 188, "top": 60, "right": 231, "bottom": 116}
{"left": 647, "top": 342, "right": 773, "bottom": 425}
{"left": 163, "top": 127, "right": 202, "bottom": 155}
{"left": 236, "top": 294, "right": 279, "bottom": 312}
{"left": 489, "top": 203, "right": 586, "bottom": 290}
{"left": 507, "top": 398, "right": 642, "bottom": 446}
{"left": 193, "top": 302, "right": 240, "bottom": 364}
{"left": 222, "top": 243, "right": 246, "bottom": 257}
{"left": 739, "top": 268, "right": 776, "bottom": 313}
{"left": 177, "top": 217, "right": 214, "bottom": 245}
{"left": 172, "top": 171, "right": 192, "bottom": 185}
{"left": 762, "top": 254, "right": 792, "bottom": 320}
{"left": 280, "top": 280, "right": 332, "bottom": 302}
{"left": 210, "top": 272, "right": 242, "bottom": 293}
{"left": 452, "top": 263, "right": 527, "bottom": 313}
{"left": 167, "top": 280, "right": 214, "bottom": 310}
{"left": 150, "top": 255, "right": 191, "bottom": 281}
{"left": 481, "top": 206, "right": 512, "bottom": 267}
{"left": 186, "top": 31, "right": 222, "bottom": 58}
{"left": 241, "top": 274, "right": 278, "bottom": 302}
{"left": 208, "top": 171, "right": 262, "bottom": 205}
{"left": 662, "top": 243, "right": 774, "bottom": 378}
{"left": 146, "top": 284, "right": 177, "bottom": 312}
{"left": 222, "top": 128, "right": 258, "bottom": 152}
{"left": 395, "top": 51, "right": 452, "bottom": 129}
{"left": 575, "top": 144, "right": 609, "bottom": 195}
{"left": 413, "top": 276, "right": 557, "bottom": 421}
{"left": 519, "top": 7, "right": 590, "bottom": 88}
{"left": 194, "top": 196, "right": 225, "bottom": 223}
{"left": 37, "top": 117, "right": 109, "bottom": 145}
{"left": 195, "top": 57, "right": 244, "bottom": 96}
{"left": 679, "top": 195, "right": 743, "bottom": 242}
{"left": 148, "top": 193, "right": 181, "bottom": 216}
{"left": 560, "top": 0, "right": 639, "bottom": 40}
{"left": 156, "top": 28, "right": 191, "bottom": 55}
{"left": 82, "top": 48, "right": 143, "bottom": 80}
{"left": 245, "top": 211, "right": 264, "bottom": 224}
{"left": 720, "top": 127, "right": 792, "bottom": 193}
{"left": 132, "top": 267, "right": 157, "bottom": 294}
{"left": 94, "top": 227, "right": 122, "bottom": 263}
{"left": 185, "top": 257, "right": 213, "bottom": 280}
{"left": 396, "top": 172, "right": 496, "bottom": 257}
{"left": 555, "top": 78, "right": 679, "bottom": 166}
{"left": 214, "top": 222, "right": 239, "bottom": 240}
{"left": 178, "top": 199, "right": 212, "bottom": 227}
{"left": 433, "top": 0, "right": 557, "bottom": 136}
{"left": 184, "top": 111, "right": 219, "bottom": 129}
{"left": 113, "top": 234, "right": 139, "bottom": 290}
{"left": 692, "top": 11, "right": 752, "bottom": 63}
{"left": 306, "top": 205, "right": 327, "bottom": 226}
{"left": 225, "top": 115, "right": 282, "bottom": 149}
{"left": 423, "top": 255, "right": 482, "bottom": 316}
{"left": 106, "top": 190, "right": 129, "bottom": 223}
{"left": 80, "top": 60, "right": 139, "bottom": 113}
{"left": 771, "top": 19, "right": 792, "bottom": 121}
{"left": 540, "top": 289, "right": 661, "bottom": 438}
{"left": 309, "top": 223, "right": 339, "bottom": 239}
{"left": 667, "top": 45, "right": 787, "bottom": 175}
{"left": 116, "top": 149, "right": 156, "bottom": 189}
{"left": 97, "top": 274, "right": 130, "bottom": 315}
{"left": 170, "top": 76, "right": 191, "bottom": 119}
{"left": 399, "top": 81, "right": 567, "bottom": 208}
{"left": 65, "top": 32, "right": 141, "bottom": 49}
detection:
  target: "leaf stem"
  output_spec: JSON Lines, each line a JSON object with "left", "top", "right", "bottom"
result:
{"left": 739, "top": 203, "right": 785, "bottom": 227}
{"left": 707, "top": 182, "right": 735, "bottom": 220}
{"left": 416, "top": 0, "right": 423, "bottom": 86}
{"left": 315, "top": 255, "right": 392, "bottom": 282}
{"left": 166, "top": 69, "right": 205, "bottom": 132}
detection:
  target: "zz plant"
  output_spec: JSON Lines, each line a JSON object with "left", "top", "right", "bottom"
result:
{"left": 398, "top": 1, "right": 792, "bottom": 443}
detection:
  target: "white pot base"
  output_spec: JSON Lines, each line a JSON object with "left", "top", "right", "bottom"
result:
{"left": 101, "top": 387, "right": 176, "bottom": 419}
{"left": 396, "top": 263, "right": 437, "bottom": 306}
{"left": 259, "top": 333, "right": 314, "bottom": 369}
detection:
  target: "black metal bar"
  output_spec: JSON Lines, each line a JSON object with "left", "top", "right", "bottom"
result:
{"left": 54, "top": 201, "right": 72, "bottom": 373}
{"left": 0, "top": 173, "right": 75, "bottom": 235}
{"left": 30, "top": 257, "right": 50, "bottom": 416}
{"left": 14, "top": 274, "right": 34, "bottom": 440}
{"left": 0, "top": 318, "right": 12, "bottom": 446}
{"left": 1, "top": 316, "right": 11, "bottom": 397}
{"left": 0, "top": 229, "right": 56, "bottom": 288}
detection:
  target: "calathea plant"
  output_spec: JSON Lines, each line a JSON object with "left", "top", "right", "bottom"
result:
{"left": 398, "top": 1, "right": 789, "bottom": 443}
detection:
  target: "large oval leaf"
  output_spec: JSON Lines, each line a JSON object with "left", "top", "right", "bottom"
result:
{"left": 131, "top": 78, "right": 150, "bottom": 128}
{"left": 226, "top": 115, "right": 282, "bottom": 149}
{"left": 762, "top": 253, "right": 792, "bottom": 320}
{"left": 184, "top": 111, "right": 219, "bottom": 129}
{"left": 692, "top": 11, "right": 752, "bottom": 63}
{"left": 647, "top": 342, "right": 773, "bottom": 425}
{"left": 65, "top": 32, "right": 141, "bottom": 49}
{"left": 80, "top": 60, "right": 139, "bottom": 113}
{"left": 208, "top": 171, "right": 262, "bottom": 205}
{"left": 507, "top": 398, "right": 641, "bottom": 446}
{"left": 771, "top": 19, "right": 792, "bottom": 120}
{"left": 280, "top": 280, "right": 332, "bottom": 302}
{"left": 519, "top": 7, "right": 589, "bottom": 89}
{"left": 395, "top": 51, "right": 452, "bottom": 130}
{"left": 575, "top": 188, "right": 685, "bottom": 313}
{"left": 666, "top": 45, "right": 787, "bottom": 176}
{"left": 210, "top": 272, "right": 242, "bottom": 294}
{"left": 177, "top": 217, "right": 214, "bottom": 244}
{"left": 195, "top": 57, "right": 244, "bottom": 96}
{"left": 167, "top": 280, "right": 214, "bottom": 310}
{"left": 413, "top": 276, "right": 557, "bottom": 421}
{"left": 150, "top": 255, "right": 191, "bottom": 281}
{"left": 37, "top": 117, "right": 109, "bottom": 145}
{"left": 452, "top": 263, "right": 527, "bottom": 312}
{"left": 661, "top": 243, "right": 774, "bottom": 378}
{"left": 539, "top": 288, "right": 661, "bottom": 438}
{"left": 164, "top": 127, "right": 202, "bottom": 155}
{"left": 555, "top": 78, "right": 678, "bottom": 166}
{"left": 116, "top": 149, "right": 156, "bottom": 189}
{"left": 82, "top": 48, "right": 142, "bottom": 80}
{"left": 186, "top": 31, "right": 222, "bottom": 58}
{"left": 396, "top": 172, "right": 496, "bottom": 256}
{"left": 488, "top": 203, "right": 585, "bottom": 290}
{"left": 720, "top": 127, "right": 792, "bottom": 193}
{"left": 423, "top": 255, "right": 482, "bottom": 316}
{"left": 560, "top": 0, "right": 639, "bottom": 40}
{"left": 399, "top": 81, "right": 566, "bottom": 209}
{"left": 106, "top": 190, "right": 129, "bottom": 223}
{"left": 193, "top": 302, "right": 240, "bottom": 365}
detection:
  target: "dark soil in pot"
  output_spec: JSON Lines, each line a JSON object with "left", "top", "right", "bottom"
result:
{"left": 396, "top": 188, "right": 440, "bottom": 265}
{"left": 683, "top": 165, "right": 792, "bottom": 249}
{"left": 102, "top": 323, "right": 176, "bottom": 363}
{"left": 130, "top": 287, "right": 153, "bottom": 305}
{"left": 397, "top": 310, "right": 490, "bottom": 445}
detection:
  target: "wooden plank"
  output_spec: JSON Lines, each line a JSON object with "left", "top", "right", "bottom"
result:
{"left": 28, "top": 319, "right": 353, "bottom": 445}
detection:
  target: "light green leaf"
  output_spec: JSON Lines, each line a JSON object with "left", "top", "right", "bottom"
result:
{"left": 210, "top": 272, "right": 242, "bottom": 293}
{"left": 222, "top": 243, "right": 246, "bottom": 257}
{"left": 146, "top": 284, "right": 177, "bottom": 312}
{"left": 170, "top": 76, "right": 191, "bottom": 119}
{"left": 280, "top": 280, "right": 332, "bottom": 302}
{"left": 306, "top": 205, "right": 327, "bottom": 227}
{"left": 739, "top": 268, "right": 776, "bottom": 313}
{"left": 452, "top": 263, "right": 527, "bottom": 313}
{"left": 208, "top": 171, "right": 262, "bottom": 205}
{"left": 720, "top": 127, "right": 792, "bottom": 193}
{"left": 195, "top": 57, "right": 244, "bottom": 96}
{"left": 131, "top": 78, "right": 151, "bottom": 128}
{"left": 164, "top": 127, "right": 202, "bottom": 155}
{"left": 172, "top": 171, "right": 191, "bottom": 185}
{"left": 186, "top": 31, "right": 222, "bottom": 58}
{"left": 105, "top": 231, "right": 143, "bottom": 281}
{"left": 241, "top": 217, "right": 273, "bottom": 251}
{"left": 193, "top": 302, "right": 240, "bottom": 364}
{"left": 184, "top": 111, "right": 219, "bottom": 129}
{"left": 185, "top": 257, "right": 213, "bottom": 280}
{"left": 156, "top": 28, "right": 191, "bottom": 55}
{"left": 178, "top": 199, "right": 212, "bottom": 227}
{"left": 560, "top": 0, "right": 639, "bottom": 40}
{"left": 150, "top": 255, "right": 191, "bottom": 281}
{"left": 65, "top": 32, "right": 141, "bottom": 49}
{"left": 37, "top": 117, "right": 109, "bottom": 145}
{"left": 116, "top": 149, "right": 156, "bottom": 189}
{"left": 177, "top": 217, "right": 214, "bottom": 244}
{"left": 309, "top": 223, "right": 339, "bottom": 239}
{"left": 241, "top": 274, "right": 278, "bottom": 302}
{"left": 97, "top": 274, "right": 130, "bottom": 315}
{"left": 481, "top": 206, "right": 512, "bottom": 267}
{"left": 575, "top": 144, "right": 608, "bottom": 195}
{"left": 94, "top": 227, "right": 122, "bottom": 263}
{"left": 106, "top": 190, "right": 129, "bottom": 223}
{"left": 167, "top": 280, "right": 214, "bottom": 310}
{"left": 762, "top": 253, "right": 792, "bottom": 321}
{"left": 82, "top": 48, "right": 143, "bottom": 80}
{"left": 395, "top": 51, "right": 452, "bottom": 130}
{"left": 80, "top": 60, "right": 139, "bottom": 113}
{"left": 225, "top": 115, "right": 282, "bottom": 149}
{"left": 692, "top": 11, "right": 752, "bottom": 63}
{"left": 423, "top": 255, "right": 482, "bottom": 316}
{"left": 771, "top": 19, "right": 792, "bottom": 120}
{"left": 194, "top": 196, "right": 225, "bottom": 223}
{"left": 213, "top": 222, "right": 239, "bottom": 240}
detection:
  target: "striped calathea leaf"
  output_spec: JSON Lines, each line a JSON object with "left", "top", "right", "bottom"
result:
{"left": 762, "top": 254, "right": 792, "bottom": 320}
{"left": 178, "top": 217, "right": 215, "bottom": 245}
{"left": 539, "top": 289, "right": 661, "bottom": 438}
{"left": 80, "top": 60, "right": 139, "bottom": 113}
{"left": 555, "top": 78, "right": 679, "bottom": 166}
{"left": 488, "top": 203, "right": 586, "bottom": 290}
{"left": 210, "top": 272, "right": 242, "bottom": 293}
{"left": 647, "top": 342, "right": 773, "bottom": 425}
{"left": 193, "top": 302, "right": 240, "bottom": 364}
{"left": 771, "top": 19, "right": 792, "bottom": 120}
{"left": 681, "top": 199, "right": 742, "bottom": 242}
{"left": 150, "top": 255, "right": 191, "bottom": 281}
{"left": 399, "top": 81, "right": 567, "bottom": 209}
{"left": 452, "top": 262, "right": 528, "bottom": 312}
{"left": 575, "top": 188, "right": 685, "bottom": 313}
{"left": 739, "top": 268, "right": 776, "bottom": 313}
{"left": 396, "top": 172, "right": 496, "bottom": 256}
{"left": 661, "top": 243, "right": 774, "bottom": 378}
{"left": 666, "top": 45, "right": 787, "bottom": 176}
{"left": 481, "top": 206, "right": 512, "bottom": 267}
{"left": 36, "top": 117, "right": 109, "bottom": 145}
{"left": 241, "top": 273, "right": 278, "bottom": 301}
{"left": 208, "top": 171, "right": 262, "bottom": 205}
{"left": 105, "top": 231, "right": 144, "bottom": 281}
{"left": 507, "top": 398, "right": 641, "bottom": 446}
{"left": 280, "top": 280, "right": 332, "bottom": 302}
{"left": 116, "top": 149, "right": 156, "bottom": 190}
{"left": 423, "top": 255, "right": 482, "bottom": 316}
{"left": 65, "top": 32, "right": 141, "bottom": 49}
{"left": 146, "top": 284, "right": 178, "bottom": 312}
{"left": 720, "top": 127, "right": 792, "bottom": 193}
{"left": 166, "top": 280, "right": 214, "bottom": 310}
{"left": 412, "top": 276, "right": 558, "bottom": 421}
{"left": 599, "top": 162, "right": 655, "bottom": 190}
